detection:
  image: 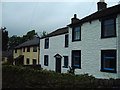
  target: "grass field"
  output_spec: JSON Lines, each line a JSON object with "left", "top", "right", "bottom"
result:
{"left": 2, "top": 65, "right": 120, "bottom": 88}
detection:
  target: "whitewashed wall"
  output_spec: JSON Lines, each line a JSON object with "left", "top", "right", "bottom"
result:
{"left": 40, "top": 14, "right": 120, "bottom": 79}
{"left": 69, "top": 15, "right": 119, "bottom": 79}
{"left": 40, "top": 34, "right": 69, "bottom": 73}
{"left": 118, "top": 14, "right": 120, "bottom": 78}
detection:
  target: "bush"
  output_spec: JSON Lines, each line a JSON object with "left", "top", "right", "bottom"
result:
{"left": 2, "top": 65, "right": 120, "bottom": 88}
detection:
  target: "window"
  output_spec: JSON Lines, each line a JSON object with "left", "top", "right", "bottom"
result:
{"left": 44, "top": 55, "right": 48, "bottom": 66}
{"left": 23, "top": 47, "right": 25, "bottom": 52}
{"left": 65, "top": 34, "right": 69, "bottom": 47}
{"left": 26, "top": 58, "right": 29, "bottom": 64}
{"left": 27, "top": 47, "right": 30, "bottom": 52}
{"left": 101, "top": 50, "right": 116, "bottom": 73}
{"left": 72, "top": 50, "right": 81, "bottom": 68}
{"left": 15, "top": 49, "right": 17, "bottom": 53}
{"left": 63, "top": 56, "right": 68, "bottom": 68}
{"left": 33, "top": 59, "right": 37, "bottom": 65}
{"left": 101, "top": 18, "right": 116, "bottom": 38}
{"left": 72, "top": 26, "right": 81, "bottom": 41}
{"left": 33, "top": 46, "right": 37, "bottom": 52}
{"left": 45, "top": 38, "right": 49, "bottom": 49}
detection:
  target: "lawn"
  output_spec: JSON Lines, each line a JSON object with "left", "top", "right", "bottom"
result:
{"left": 2, "top": 65, "right": 120, "bottom": 88}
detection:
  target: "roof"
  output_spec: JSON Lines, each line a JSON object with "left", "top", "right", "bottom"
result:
{"left": 68, "top": 4, "right": 120, "bottom": 27}
{"left": 40, "top": 27, "right": 68, "bottom": 39}
{"left": 15, "top": 37, "right": 39, "bottom": 49}
{"left": 2, "top": 50, "right": 13, "bottom": 57}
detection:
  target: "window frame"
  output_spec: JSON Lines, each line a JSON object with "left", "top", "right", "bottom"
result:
{"left": 26, "top": 58, "right": 29, "bottom": 64}
{"left": 27, "top": 47, "right": 30, "bottom": 52}
{"left": 44, "top": 55, "right": 49, "bottom": 66}
{"left": 65, "top": 34, "right": 69, "bottom": 47}
{"left": 23, "top": 47, "right": 25, "bottom": 52}
{"left": 33, "top": 46, "right": 37, "bottom": 52}
{"left": 72, "top": 50, "right": 81, "bottom": 69}
{"left": 101, "top": 50, "right": 117, "bottom": 73}
{"left": 33, "top": 59, "right": 37, "bottom": 65}
{"left": 101, "top": 17, "right": 116, "bottom": 38}
{"left": 15, "top": 49, "right": 17, "bottom": 53}
{"left": 44, "top": 38, "right": 49, "bottom": 49}
{"left": 63, "top": 56, "right": 69, "bottom": 68}
{"left": 72, "top": 26, "right": 81, "bottom": 42}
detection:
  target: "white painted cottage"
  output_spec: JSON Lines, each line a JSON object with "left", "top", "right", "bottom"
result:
{"left": 40, "top": 1, "right": 120, "bottom": 79}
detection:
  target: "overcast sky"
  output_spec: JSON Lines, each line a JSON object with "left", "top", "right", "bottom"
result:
{"left": 2, "top": 1, "right": 119, "bottom": 37}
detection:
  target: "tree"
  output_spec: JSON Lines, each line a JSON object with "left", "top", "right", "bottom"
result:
{"left": 2, "top": 27, "right": 8, "bottom": 51}
{"left": 40, "top": 31, "right": 47, "bottom": 38}
{"left": 21, "top": 30, "right": 38, "bottom": 42}
{"left": 8, "top": 35, "right": 21, "bottom": 50}
{"left": 8, "top": 30, "right": 38, "bottom": 49}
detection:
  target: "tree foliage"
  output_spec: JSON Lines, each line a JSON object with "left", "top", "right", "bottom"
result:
{"left": 39, "top": 31, "right": 47, "bottom": 38}
{"left": 8, "top": 30, "right": 47, "bottom": 50}
{"left": 2, "top": 27, "right": 8, "bottom": 51}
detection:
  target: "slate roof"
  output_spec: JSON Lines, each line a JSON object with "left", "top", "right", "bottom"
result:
{"left": 40, "top": 27, "right": 68, "bottom": 39}
{"left": 2, "top": 50, "right": 13, "bottom": 57}
{"left": 15, "top": 37, "right": 40, "bottom": 49}
{"left": 68, "top": 4, "right": 120, "bottom": 27}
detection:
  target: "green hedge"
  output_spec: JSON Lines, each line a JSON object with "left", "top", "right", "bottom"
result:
{"left": 2, "top": 65, "right": 120, "bottom": 88}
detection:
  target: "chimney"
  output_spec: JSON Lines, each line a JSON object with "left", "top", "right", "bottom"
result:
{"left": 97, "top": 0, "right": 107, "bottom": 11}
{"left": 71, "top": 14, "right": 79, "bottom": 24}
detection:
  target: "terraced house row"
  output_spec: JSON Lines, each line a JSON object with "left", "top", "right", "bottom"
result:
{"left": 14, "top": 1, "right": 120, "bottom": 79}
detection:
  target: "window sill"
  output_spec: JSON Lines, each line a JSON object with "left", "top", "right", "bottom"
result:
{"left": 72, "top": 39, "right": 81, "bottom": 42}
{"left": 101, "top": 35, "right": 116, "bottom": 39}
{"left": 65, "top": 46, "right": 68, "bottom": 48}
{"left": 100, "top": 69, "right": 117, "bottom": 73}
{"left": 72, "top": 66, "right": 81, "bottom": 69}
{"left": 63, "top": 66, "right": 68, "bottom": 68}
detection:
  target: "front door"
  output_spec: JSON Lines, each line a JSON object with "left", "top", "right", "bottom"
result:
{"left": 56, "top": 58, "right": 61, "bottom": 73}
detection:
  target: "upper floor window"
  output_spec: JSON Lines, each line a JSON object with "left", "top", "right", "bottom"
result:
{"left": 27, "top": 47, "right": 30, "bottom": 52}
{"left": 72, "top": 26, "right": 81, "bottom": 41}
{"left": 101, "top": 50, "right": 116, "bottom": 73}
{"left": 23, "top": 47, "right": 25, "bottom": 52}
{"left": 33, "top": 46, "right": 37, "bottom": 52}
{"left": 44, "top": 55, "right": 48, "bottom": 66}
{"left": 45, "top": 38, "right": 49, "bottom": 49}
{"left": 63, "top": 56, "right": 68, "bottom": 68}
{"left": 101, "top": 18, "right": 116, "bottom": 38}
{"left": 65, "top": 34, "right": 69, "bottom": 47}
{"left": 15, "top": 49, "right": 17, "bottom": 53}
{"left": 72, "top": 50, "right": 81, "bottom": 68}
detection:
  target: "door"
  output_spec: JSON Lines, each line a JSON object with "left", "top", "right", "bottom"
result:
{"left": 56, "top": 58, "right": 61, "bottom": 73}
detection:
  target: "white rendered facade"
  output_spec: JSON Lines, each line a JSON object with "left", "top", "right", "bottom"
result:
{"left": 40, "top": 5, "right": 120, "bottom": 79}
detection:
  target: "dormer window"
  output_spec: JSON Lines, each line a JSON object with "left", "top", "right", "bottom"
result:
{"left": 101, "top": 18, "right": 116, "bottom": 38}
{"left": 72, "top": 26, "right": 81, "bottom": 41}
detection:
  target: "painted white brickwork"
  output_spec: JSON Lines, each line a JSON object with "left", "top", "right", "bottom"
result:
{"left": 40, "top": 34, "right": 69, "bottom": 73}
{"left": 40, "top": 14, "right": 120, "bottom": 79}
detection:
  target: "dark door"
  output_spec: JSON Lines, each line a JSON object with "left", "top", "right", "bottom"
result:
{"left": 56, "top": 58, "right": 61, "bottom": 73}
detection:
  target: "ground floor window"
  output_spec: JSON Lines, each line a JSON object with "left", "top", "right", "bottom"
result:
{"left": 33, "top": 59, "right": 37, "bottom": 65}
{"left": 63, "top": 56, "right": 68, "bottom": 68}
{"left": 101, "top": 50, "right": 116, "bottom": 73}
{"left": 44, "top": 55, "right": 48, "bottom": 66}
{"left": 72, "top": 50, "right": 81, "bottom": 68}
{"left": 26, "top": 58, "right": 29, "bottom": 64}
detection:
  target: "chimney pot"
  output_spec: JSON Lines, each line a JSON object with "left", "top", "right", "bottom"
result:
{"left": 97, "top": 0, "right": 107, "bottom": 11}
{"left": 71, "top": 14, "right": 79, "bottom": 24}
